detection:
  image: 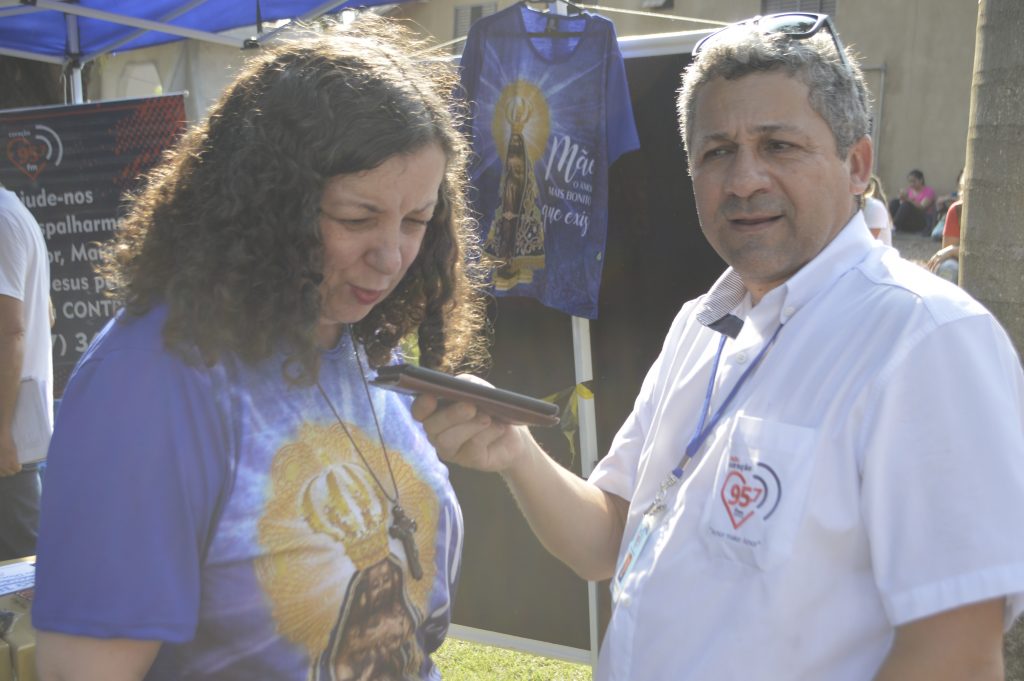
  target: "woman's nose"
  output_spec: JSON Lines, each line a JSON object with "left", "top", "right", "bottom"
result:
{"left": 367, "top": 223, "right": 403, "bottom": 274}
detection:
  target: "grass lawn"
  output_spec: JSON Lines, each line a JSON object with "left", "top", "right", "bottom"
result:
{"left": 434, "top": 638, "right": 593, "bottom": 681}
{"left": 435, "top": 625, "right": 1024, "bottom": 679}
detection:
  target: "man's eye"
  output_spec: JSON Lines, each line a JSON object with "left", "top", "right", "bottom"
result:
{"left": 702, "top": 147, "right": 730, "bottom": 161}
{"left": 767, "top": 140, "right": 794, "bottom": 152}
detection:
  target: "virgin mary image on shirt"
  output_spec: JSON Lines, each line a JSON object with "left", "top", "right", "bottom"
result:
{"left": 486, "top": 80, "right": 550, "bottom": 287}
{"left": 312, "top": 557, "right": 421, "bottom": 681}
{"left": 255, "top": 422, "right": 441, "bottom": 681}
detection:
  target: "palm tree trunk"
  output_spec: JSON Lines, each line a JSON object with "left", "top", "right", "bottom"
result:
{"left": 961, "top": 0, "right": 1024, "bottom": 356}
{"left": 968, "top": 7, "right": 1024, "bottom": 679}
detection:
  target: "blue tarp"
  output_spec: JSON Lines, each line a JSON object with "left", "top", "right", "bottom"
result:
{"left": 0, "top": 0, "right": 402, "bottom": 65}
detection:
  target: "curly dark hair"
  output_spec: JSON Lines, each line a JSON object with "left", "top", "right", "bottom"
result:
{"left": 102, "top": 17, "right": 488, "bottom": 383}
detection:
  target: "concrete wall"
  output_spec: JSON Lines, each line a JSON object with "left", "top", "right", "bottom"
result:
{"left": 398, "top": 0, "right": 977, "bottom": 201}
{"left": 837, "top": 0, "right": 976, "bottom": 203}
{"left": 81, "top": 0, "right": 977, "bottom": 201}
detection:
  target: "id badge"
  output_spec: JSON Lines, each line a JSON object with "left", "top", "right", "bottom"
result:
{"left": 611, "top": 511, "right": 659, "bottom": 601}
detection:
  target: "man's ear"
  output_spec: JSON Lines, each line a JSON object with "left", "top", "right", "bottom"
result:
{"left": 847, "top": 135, "right": 873, "bottom": 195}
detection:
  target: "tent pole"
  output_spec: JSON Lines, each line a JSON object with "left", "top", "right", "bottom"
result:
{"left": 65, "top": 12, "right": 84, "bottom": 104}
{"left": 70, "top": 66, "right": 84, "bottom": 104}
{"left": 571, "top": 314, "right": 601, "bottom": 669}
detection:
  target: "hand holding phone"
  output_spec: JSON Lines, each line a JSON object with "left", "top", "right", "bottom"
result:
{"left": 371, "top": 364, "right": 560, "bottom": 427}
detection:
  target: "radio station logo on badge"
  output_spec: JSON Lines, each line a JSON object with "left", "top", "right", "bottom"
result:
{"left": 720, "top": 457, "right": 782, "bottom": 530}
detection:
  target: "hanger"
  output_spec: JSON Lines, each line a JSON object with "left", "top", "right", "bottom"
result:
{"left": 521, "top": 0, "right": 587, "bottom": 37}
{"left": 522, "top": 0, "right": 586, "bottom": 14}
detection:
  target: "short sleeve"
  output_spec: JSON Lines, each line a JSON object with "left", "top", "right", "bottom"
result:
{"left": 589, "top": 389, "right": 647, "bottom": 502}
{"left": 605, "top": 24, "right": 640, "bottom": 165}
{"left": 862, "top": 198, "right": 890, "bottom": 232}
{"left": 32, "top": 345, "right": 229, "bottom": 642}
{"left": 860, "top": 313, "right": 1024, "bottom": 629}
{"left": 458, "top": 26, "right": 481, "bottom": 102}
{"left": 0, "top": 212, "right": 29, "bottom": 300}
{"left": 589, "top": 303, "right": 694, "bottom": 501}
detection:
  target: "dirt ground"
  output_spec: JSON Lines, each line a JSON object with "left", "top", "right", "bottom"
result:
{"left": 891, "top": 229, "right": 940, "bottom": 265}
{"left": 1009, "top": 619, "right": 1024, "bottom": 681}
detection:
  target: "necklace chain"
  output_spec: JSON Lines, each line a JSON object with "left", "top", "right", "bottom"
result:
{"left": 315, "top": 333, "right": 400, "bottom": 504}
{"left": 315, "top": 330, "right": 424, "bottom": 580}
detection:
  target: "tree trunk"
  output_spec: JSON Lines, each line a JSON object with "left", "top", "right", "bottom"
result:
{"left": 961, "top": 0, "right": 1024, "bottom": 352}
{"left": 961, "top": 0, "right": 1024, "bottom": 356}
{"left": 967, "top": 7, "right": 1024, "bottom": 678}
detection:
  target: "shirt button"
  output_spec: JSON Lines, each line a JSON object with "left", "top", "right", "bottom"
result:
{"left": 783, "top": 306, "right": 796, "bottom": 317}
{"left": 735, "top": 351, "right": 748, "bottom": 364}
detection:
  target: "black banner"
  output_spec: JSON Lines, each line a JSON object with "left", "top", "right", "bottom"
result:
{"left": 1, "top": 95, "right": 186, "bottom": 396}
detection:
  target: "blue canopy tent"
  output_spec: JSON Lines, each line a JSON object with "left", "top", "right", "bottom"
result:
{"left": 0, "top": 0, "right": 405, "bottom": 101}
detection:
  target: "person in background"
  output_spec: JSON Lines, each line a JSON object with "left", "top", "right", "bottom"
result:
{"left": 414, "top": 11, "right": 1024, "bottom": 681}
{"left": 862, "top": 174, "right": 893, "bottom": 246}
{"left": 928, "top": 197, "right": 964, "bottom": 284}
{"left": 927, "top": 169, "right": 965, "bottom": 283}
{"left": 931, "top": 167, "right": 964, "bottom": 238}
{"left": 890, "top": 168, "right": 936, "bottom": 234}
{"left": 0, "top": 181, "right": 52, "bottom": 561}
{"left": 33, "top": 17, "right": 487, "bottom": 681}
{"left": 937, "top": 167, "right": 958, "bottom": 219}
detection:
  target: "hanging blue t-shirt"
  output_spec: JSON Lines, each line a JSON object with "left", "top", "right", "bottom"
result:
{"left": 33, "top": 306, "right": 463, "bottom": 680}
{"left": 460, "top": 4, "right": 640, "bottom": 318}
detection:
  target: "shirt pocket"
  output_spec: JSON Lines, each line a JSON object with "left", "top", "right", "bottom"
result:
{"left": 699, "top": 414, "right": 817, "bottom": 571}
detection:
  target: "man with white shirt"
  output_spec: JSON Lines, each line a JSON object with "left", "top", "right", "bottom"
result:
{"left": 415, "top": 12, "right": 1024, "bottom": 680}
{"left": 0, "top": 183, "right": 53, "bottom": 560}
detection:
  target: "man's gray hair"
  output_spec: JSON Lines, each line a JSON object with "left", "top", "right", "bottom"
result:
{"left": 677, "top": 29, "right": 871, "bottom": 161}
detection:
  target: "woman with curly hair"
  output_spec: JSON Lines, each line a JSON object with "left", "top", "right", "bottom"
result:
{"left": 33, "top": 17, "right": 487, "bottom": 681}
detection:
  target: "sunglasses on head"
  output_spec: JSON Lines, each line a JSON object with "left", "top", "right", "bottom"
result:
{"left": 693, "top": 12, "right": 849, "bottom": 70}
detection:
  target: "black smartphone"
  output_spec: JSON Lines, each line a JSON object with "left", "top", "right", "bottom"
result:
{"left": 371, "top": 364, "right": 560, "bottom": 427}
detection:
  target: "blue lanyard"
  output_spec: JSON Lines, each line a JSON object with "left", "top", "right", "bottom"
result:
{"left": 614, "top": 320, "right": 787, "bottom": 598}
{"left": 672, "top": 322, "right": 784, "bottom": 479}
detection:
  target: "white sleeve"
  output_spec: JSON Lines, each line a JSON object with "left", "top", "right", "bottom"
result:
{"left": 0, "top": 211, "right": 30, "bottom": 300}
{"left": 862, "top": 197, "right": 891, "bottom": 232}
{"left": 860, "top": 313, "right": 1024, "bottom": 629}
{"left": 589, "top": 301, "right": 698, "bottom": 502}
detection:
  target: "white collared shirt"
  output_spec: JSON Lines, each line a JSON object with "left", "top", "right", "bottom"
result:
{"left": 590, "top": 212, "right": 1024, "bottom": 681}
{"left": 0, "top": 188, "right": 53, "bottom": 425}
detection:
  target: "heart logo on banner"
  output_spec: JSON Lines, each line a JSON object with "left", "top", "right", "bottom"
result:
{"left": 720, "top": 470, "right": 765, "bottom": 530}
{"left": 6, "top": 137, "right": 47, "bottom": 180}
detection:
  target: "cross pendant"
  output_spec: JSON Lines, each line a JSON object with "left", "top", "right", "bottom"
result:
{"left": 389, "top": 504, "right": 423, "bottom": 580}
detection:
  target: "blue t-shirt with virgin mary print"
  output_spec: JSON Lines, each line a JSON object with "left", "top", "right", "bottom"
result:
{"left": 460, "top": 4, "right": 640, "bottom": 318}
{"left": 33, "top": 306, "right": 463, "bottom": 680}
